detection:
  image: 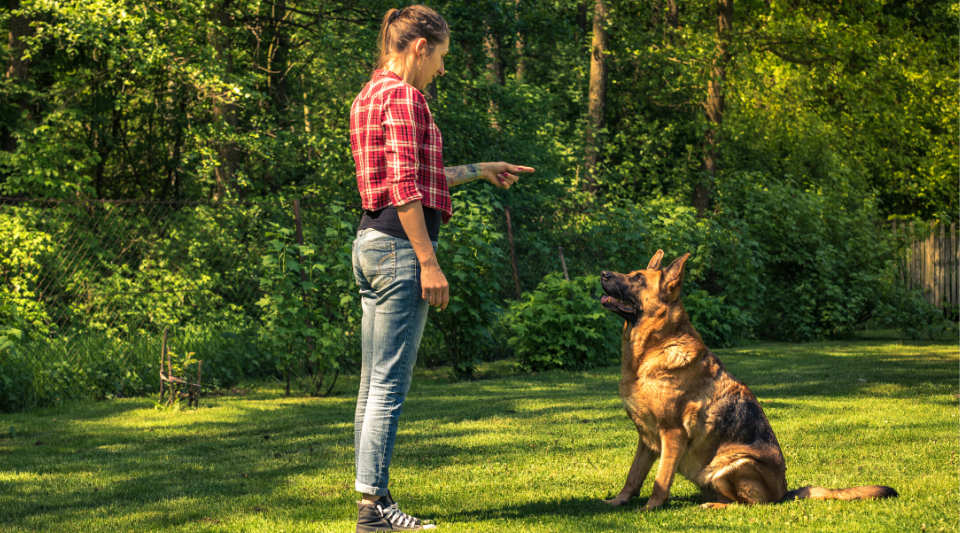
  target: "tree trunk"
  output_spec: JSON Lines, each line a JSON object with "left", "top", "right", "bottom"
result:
{"left": 211, "top": 4, "right": 240, "bottom": 200}
{"left": 666, "top": 0, "right": 679, "bottom": 39}
{"left": 694, "top": 0, "right": 733, "bottom": 217}
{"left": 483, "top": 23, "right": 505, "bottom": 86}
{"left": 484, "top": 21, "right": 504, "bottom": 131}
{"left": 577, "top": 3, "right": 588, "bottom": 41}
{"left": 2, "top": 0, "right": 32, "bottom": 154}
{"left": 269, "top": 0, "right": 289, "bottom": 109}
{"left": 584, "top": 0, "right": 608, "bottom": 193}
{"left": 515, "top": 0, "right": 525, "bottom": 81}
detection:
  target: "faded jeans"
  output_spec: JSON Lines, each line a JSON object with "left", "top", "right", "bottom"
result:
{"left": 352, "top": 228, "right": 434, "bottom": 496}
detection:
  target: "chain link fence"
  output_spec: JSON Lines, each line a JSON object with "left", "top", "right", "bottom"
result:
{"left": 0, "top": 196, "right": 649, "bottom": 410}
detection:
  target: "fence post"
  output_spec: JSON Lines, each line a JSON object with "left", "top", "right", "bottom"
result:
{"left": 505, "top": 206, "right": 522, "bottom": 301}
{"left": 950, "top": 222, "right": 960, "bottom": 305}
{"left": 158, "top": 327, "right": 168, "bottom": 404}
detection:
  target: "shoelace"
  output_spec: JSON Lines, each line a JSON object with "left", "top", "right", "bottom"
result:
{"left": 382, "top": 503, "right": 419, "bottom": 528}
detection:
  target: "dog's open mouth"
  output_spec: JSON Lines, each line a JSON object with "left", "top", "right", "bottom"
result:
{"left": 601, "top": 295, "right": 636, "bottom": 314}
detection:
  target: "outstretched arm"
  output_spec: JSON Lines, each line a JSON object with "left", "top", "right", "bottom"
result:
{"left": 444, "top": 162, "right": 535, "bottom": 189}
{"left": 444, "top": 164, "right": 484, "bottom": 187}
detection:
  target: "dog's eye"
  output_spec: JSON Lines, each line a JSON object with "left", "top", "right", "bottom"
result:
{"left": 633, "top": 274, "right": 644, "bottom": 284}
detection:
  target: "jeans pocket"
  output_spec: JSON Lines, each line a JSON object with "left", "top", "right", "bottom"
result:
{"left": 360, "top": 240, "right": 396, "bottom": 290}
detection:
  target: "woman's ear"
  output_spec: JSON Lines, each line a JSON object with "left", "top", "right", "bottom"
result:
{"left": 414, "top": 37, "right": 428, "bottom": 58}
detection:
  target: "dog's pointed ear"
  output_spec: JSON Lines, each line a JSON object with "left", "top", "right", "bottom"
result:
{"left": 646, "top": 249, "right": 664, "bottom": 270}
{"left": 661, "top": 253, "right": 691, "bottom": 300}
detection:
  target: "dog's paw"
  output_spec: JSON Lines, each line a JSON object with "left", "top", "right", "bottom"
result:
{"left": 638, "top": 502, "right": 664, "bottom": 512}
{"left": 699, "top": 502, "right": 730, "bottom": 510}
{"left": 602, "top": 496, "right": 629, "bottom": 506}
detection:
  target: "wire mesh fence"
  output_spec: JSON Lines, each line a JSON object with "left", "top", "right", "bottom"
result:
{"left": 0, "top": 195, "right": 656, "bottom": 410}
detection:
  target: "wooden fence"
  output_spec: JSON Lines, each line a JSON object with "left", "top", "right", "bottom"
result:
{"left": 893, "top": 221, "right": 959, "bottom": 310}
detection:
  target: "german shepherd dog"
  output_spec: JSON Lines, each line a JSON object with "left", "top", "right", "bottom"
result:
{"left": 598, "top": 250, "right": 897, "bottom": 510}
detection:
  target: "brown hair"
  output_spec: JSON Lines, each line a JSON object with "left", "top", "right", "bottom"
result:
{"left": 375, "top": 5, "right": 449, "bottom": 72}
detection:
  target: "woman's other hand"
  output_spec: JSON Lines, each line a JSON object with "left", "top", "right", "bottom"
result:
{"left": 480, "top": 162, "right": 535, "bottom": 189}
{"left": 420, "top": 259, "right": 449, "bottom": 311}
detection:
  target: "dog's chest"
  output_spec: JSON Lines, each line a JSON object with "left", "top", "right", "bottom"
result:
{"left": 618, "top": 377, "right": 665, "bottom": 445}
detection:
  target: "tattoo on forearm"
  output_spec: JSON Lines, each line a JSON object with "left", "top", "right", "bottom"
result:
{"left": 444, "top": 164, "right": 482, "bottom": 187}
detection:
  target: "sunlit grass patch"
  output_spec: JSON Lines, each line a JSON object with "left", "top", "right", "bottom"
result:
{"left": 0, "top": 339, "right": 956, "bottom": 532}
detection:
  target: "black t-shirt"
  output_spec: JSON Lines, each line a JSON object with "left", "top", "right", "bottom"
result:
{"left": 358, "top": 205, "right": 441, "bottom": 242}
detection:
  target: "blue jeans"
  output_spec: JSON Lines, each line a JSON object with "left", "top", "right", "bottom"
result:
{"left": 352, "top": 228, "right": 434, "bottom": 496}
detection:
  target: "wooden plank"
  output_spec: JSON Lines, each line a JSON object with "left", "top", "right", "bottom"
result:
{"left": 940, "top": 221, "right": 946, "bottom": 308}
{"left": 910, "top": 222, "right": 920, "bottom": 289}
{"left": 950, "top": 222, "right": 960, "bottom": 305}
{"left": 909, "top": 222, "right": 914, "bottom": 291}
{"left": 928, "top": 224, "right": 935, "bottom": 305}
{"left": 933, "top": 222, "right": 939, "bottom": 308}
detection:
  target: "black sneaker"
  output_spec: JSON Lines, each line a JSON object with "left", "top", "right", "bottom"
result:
{"left": 356, "top": 499, "right": 437, "bottom": 532}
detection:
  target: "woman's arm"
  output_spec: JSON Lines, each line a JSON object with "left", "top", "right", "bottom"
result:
{"left": 396, "top": 200, "right": 449, "bottom": 311}
{"left": 445, "top": 162, "right": 535, "bottom": 188}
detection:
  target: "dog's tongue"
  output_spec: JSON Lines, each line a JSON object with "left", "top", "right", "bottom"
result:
{"left": 601, "top": 295, "right": 612, "bottom": 304}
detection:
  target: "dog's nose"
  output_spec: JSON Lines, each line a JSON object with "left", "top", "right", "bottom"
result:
{"left": 601, "top": 271, "right": 611, "bottom": 280}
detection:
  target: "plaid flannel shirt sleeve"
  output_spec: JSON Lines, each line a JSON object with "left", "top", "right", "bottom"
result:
{"left": 382, "top": 88, "right": 429, "bottom": 207}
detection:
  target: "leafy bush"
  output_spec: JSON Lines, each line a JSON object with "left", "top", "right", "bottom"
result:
{"left": 0, "top": 303, "right": 34, "bottom": 413}
{"left": 257, "top": 202, "right": 358, "bottom": 395}
{"left": 873, "top": 285, "right": 959, "bottom": 341}
{"left": 682, "top": 290, "right": 752, "bottom": 348}
{"left": 506, "top": 273, "right": 620, "bottom": 372}
{"left": 429, "top": 191, "right": 508, "bottom": 379}
{"left": 710, "top": 172, "right": 907, "bottom": 341}
{"left": 0, "top": 210, "right": 55, "bottom": 336}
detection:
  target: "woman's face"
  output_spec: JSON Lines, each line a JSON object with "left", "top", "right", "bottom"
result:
{"left": 415, "top": 38, "right": 449, "bottom": 90}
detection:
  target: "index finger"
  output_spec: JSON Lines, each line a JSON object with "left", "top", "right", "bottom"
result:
{"left": 506, "top": 164, "right": 535, "bottom": 173}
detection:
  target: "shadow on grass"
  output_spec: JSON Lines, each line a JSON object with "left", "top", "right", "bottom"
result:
{"left": 0, "top": 340, "right": 953, "bottom": 529}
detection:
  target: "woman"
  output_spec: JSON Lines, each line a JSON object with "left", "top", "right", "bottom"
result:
{"left": 349, "top": 5, "right": 534, "bottom": 532}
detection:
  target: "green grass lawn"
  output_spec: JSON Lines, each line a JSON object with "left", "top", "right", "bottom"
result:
{"left": 1, "top": 340, "right": 957, "bottom": 532}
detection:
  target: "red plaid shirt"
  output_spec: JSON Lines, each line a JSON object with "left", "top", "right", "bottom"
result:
{"left": 350, "top": 70, "right": 452, "bottom": 223}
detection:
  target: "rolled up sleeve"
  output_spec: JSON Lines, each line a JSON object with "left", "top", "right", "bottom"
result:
{"left": 383, "top": 89, "right": 429, "bottom": 207}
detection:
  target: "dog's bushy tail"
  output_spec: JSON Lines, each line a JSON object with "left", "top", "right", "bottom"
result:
{"left": 783, "top": 485, "right": 898, "bottom": 501}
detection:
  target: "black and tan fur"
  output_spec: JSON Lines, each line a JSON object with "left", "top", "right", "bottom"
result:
{"left": 599, "top": 250, "right": 897, "bottom": 510}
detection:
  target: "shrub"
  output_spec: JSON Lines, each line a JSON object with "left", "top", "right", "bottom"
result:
{"left": 506, "top": 273, "right": 620, "bottom": 372}
{"left": 430, "top": 190, "right": 508, "bottom": 379}
{"left": 711, "top": 172, "right": 906, "bottom": 341}
{"left": 682, "top": 289, "right": 752, "bottom": 348}
{"left": 0, "top": 302, "right": 34, "bottom": 413}
{"left": 873, "top": 285, "right": 959, "bottom": 340}
{"left": 257, "top": 202, "right": 358, "bottom": 395}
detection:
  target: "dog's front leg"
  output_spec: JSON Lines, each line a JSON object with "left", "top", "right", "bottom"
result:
{"left": 640, "top": 428, "right": 688, "bottom": 511}
{"left": 603, "top": 439, "right": 656, "bottom": 506}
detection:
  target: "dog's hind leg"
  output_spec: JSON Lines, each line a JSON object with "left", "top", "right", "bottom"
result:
{"left": 603, "top": 440, "right": 656, "bottom": 506}
{"left": 640, "top": 428, "right": 688, "bottom": 511}
{"left": 701, "top": 466, "right": 779, "bottom": 509}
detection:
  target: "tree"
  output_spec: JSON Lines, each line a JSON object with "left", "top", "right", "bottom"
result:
{"left": 584, "top": 0, "right": 608, "bottom": 193}
{"left": 693, "top": 0, "right": 733, "bottom": 217}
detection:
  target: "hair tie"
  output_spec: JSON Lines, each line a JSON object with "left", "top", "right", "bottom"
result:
{"left": 391, "top": 8, "right": 404, "bottom": 22}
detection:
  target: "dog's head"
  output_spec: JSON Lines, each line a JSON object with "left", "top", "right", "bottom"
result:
{"left": 599, "top": 249, "right": 691, "bottom": 324}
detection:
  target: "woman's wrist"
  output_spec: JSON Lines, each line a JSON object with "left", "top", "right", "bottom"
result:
{"left": 444, "top": 163, "right": 483, "bottom": 187}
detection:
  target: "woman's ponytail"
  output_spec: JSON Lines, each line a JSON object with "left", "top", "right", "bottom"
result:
{"left": 374, "top": 5, "right": 449, "bottom": 73}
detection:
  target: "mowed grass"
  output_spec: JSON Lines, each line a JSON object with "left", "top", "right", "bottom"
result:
{"left": 0, "top": 340, "right": 956, "bottom": 532}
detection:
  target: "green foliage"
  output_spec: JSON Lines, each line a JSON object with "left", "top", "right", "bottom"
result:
{"left": 0, "top": 302, "right": 34, "bottom": 413}
{"left": 682, "top": 290, "right": 751, "bottom": 348}
{"left": 0, "top": 210, "right": 55, "bottom": 335}
{"left": 0, "top": 0, "right": 953, "bottom": 408}
{"left": 256, "top": 202, "right": 358, "bottom": 395}
{"left": 430, "top": 191, "right": 507, "bottom": 379}
{"left": 873, "top": 285, "right": 959, "bottom": 341}
{"left": 506, "top": 273, "right": 619, "bottom": 372}
{"left": 708, "top": 171, "right": 945, "bottom": 341}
